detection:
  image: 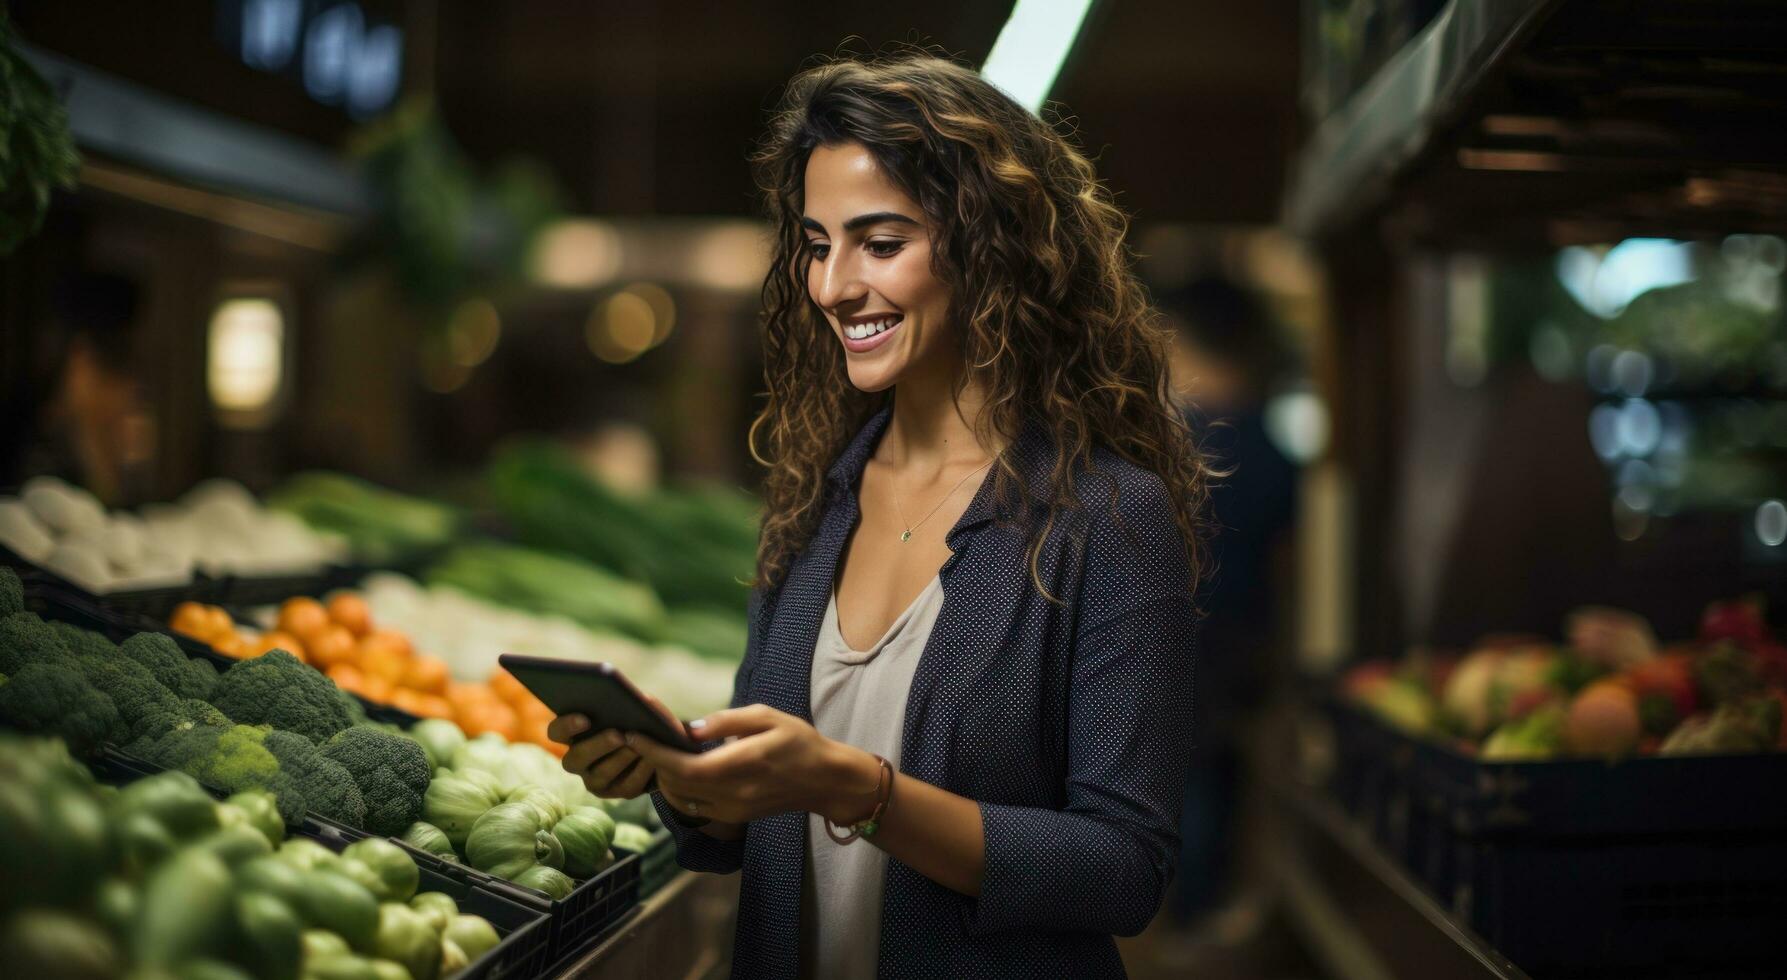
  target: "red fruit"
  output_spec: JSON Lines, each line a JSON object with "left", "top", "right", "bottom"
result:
{"left": 1700, "top": 596, "right": 1770, "bottom": 648}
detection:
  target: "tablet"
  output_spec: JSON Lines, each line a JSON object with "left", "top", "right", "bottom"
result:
{"left": 497, "top": 653, "right": 702, "bottom": 753}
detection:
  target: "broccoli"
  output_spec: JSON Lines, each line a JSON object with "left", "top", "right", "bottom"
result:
{"left": 70, "top": 651, "right": 185, "bottom": 741}
{"left": 209, "top": 650, "right": 354, "bottom": 745}
{"left": 50, "top": 622, "right": 117, "bottom": 660}
{"left": 184, "top": 698, "right": 232, "bottom": 728}
{"left": 319, "top": 726, "right": 430, "bottom": 835}
{"left": 119, "top": 631, "right": 219, "bottom": 701}
{"left": 185, "top": 657, "right": 219, "bottom": 701}
{"left": 0, "top": 567, "right": 20, "bottom": 618}
{"left": 0, "top": 612, "right": 73, "bottom": 675}
{"left": 0, "top": 661, "right": 121, "bottom": 755}
{"left": 124, "top": 720, "right": 309, "bottom": 826}
{"left": 265, "top": 729, "right": 367, "bottom": 828}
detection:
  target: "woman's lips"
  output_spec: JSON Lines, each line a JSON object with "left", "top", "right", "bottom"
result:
{"left": 840, "top": 317, "right": 903, "bottom": 354}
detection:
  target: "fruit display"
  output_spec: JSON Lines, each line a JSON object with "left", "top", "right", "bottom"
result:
{"left": 0, "top": 476, "right": 346, "bottom": 594}
{"left": 1343, "top": 595, "right": 1787, "bottom": 760}
{"left": 0, "top": 732, "right": 506, "bottom": 980}
{"left": 169, "top": 589, "right": 615, "bottom": 756}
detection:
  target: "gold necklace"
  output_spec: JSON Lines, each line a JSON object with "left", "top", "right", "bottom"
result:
{"left": 891, "top": 456, "right": 996, "bottom": 542}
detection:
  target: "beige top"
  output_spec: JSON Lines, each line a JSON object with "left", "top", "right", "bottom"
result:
{"left": 799, "top": 574, "right": 946, "bottom": 980}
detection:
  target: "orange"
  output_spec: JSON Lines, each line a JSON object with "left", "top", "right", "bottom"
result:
{"left": 370, "top": 627, "right": 414, "bottom": 659}
{"left": 392, "top": 688, "right": 454, "bottom": 720}
{"left": 361, "top": 644, "right": 408, "bottom": 686}
{"left": 277, "top": 597, "right": 329, "bottom": 641}
{"left": 361, "top": 674, "right": 395, "bottom": 703}
{"left": 212, "top": 632, "right": 253, "bottom": 659}
{"left": 446, "top": 681, "right": 499, "bottom": 712}
{"left": 489, "top": 668, "right": 532, "bottom": 709}
{"left": 251, "top": 630, "right": 307, "bottom": 661}
{"left": 356, "top": 629, "right": 409, "bottom": 665}
{"left": 307, "top": 625, "right": 357, "bottom": 670}
{"left": 170, "top": 602, "right": 210, "bottom": 638}
{"left": 327, "top": 663, "right": 369, "bottom": 696}
{"left": 327, "top": 592, "right": 373, "bottom": 638}
{"left": 402, "top": 656, "right": 451, "bottom": 695}
{"left": 459, "top": 702, "right": 518, "bottom": 741}
{"left": 202, "top": 606, "right": 236, "bottom": 643}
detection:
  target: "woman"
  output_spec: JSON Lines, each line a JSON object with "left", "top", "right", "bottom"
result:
{"left": 551, "top": 50, "right": 1210, "bottom": 978}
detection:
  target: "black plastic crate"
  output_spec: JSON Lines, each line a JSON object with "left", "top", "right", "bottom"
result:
{"left": 297, "top": 822, "right": 552, "bottom": 980}
{"left": 3, "top": 541, "right": 223, "bottom": 619}
{"left": 211, "top": 569, "right": 339, "bottom": 610}
{"left": 1326, "top": 697, "right": 1787, "bottom": 978}
{"left": 638, "top": 828, "right": 677, "bottom": 899}
{"left": 81, "top": 754, "right": 553, "bottom": 980}
{"left": 384, "top": 831, "right": 645, "bottom": 970}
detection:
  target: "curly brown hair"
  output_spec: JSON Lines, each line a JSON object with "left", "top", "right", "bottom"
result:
{"left": 747, "top": 49, "right": 1213, "bottom": 598}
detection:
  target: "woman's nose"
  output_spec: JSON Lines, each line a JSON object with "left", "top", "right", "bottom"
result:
{"left": 812, "top": 252, "right": 866, "bottom": 310}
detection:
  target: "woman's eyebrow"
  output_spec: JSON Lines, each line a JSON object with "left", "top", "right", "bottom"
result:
{"left": 800, "top": 212, "right": 921, "bottom": 234}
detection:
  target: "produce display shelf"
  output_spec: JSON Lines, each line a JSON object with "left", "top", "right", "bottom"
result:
{"left": 1274, "top": 774, "right": 1530, "bottom": 980}
{"left": 298, "top": 821, "right": 553, "bottom": 980}
{"left": 2, "top": 542, "right": 224, "bottom": 618}
{"left": 84, "top": 752, "right": 553, "bottom": 980}
{"left": 1322, "top": 698, "right": 1787, "bottom": 978}
{"left": 24, "top": 582, "right": 423, "bottom": 729}
{"left": 369, "top": 824, "right": 646, "bottom": 973}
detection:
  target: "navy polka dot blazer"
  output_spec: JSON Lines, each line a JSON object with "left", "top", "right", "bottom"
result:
{"left": 652, "top": 405, "right": 1201, "bottom": 978}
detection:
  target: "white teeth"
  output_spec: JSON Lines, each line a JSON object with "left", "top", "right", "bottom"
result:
{"left": 844, "top": 317, "right": 899, "bottom": 340}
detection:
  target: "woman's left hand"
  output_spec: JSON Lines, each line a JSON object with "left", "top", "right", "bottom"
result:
{"left": 627, "top": 703, "right": 878, "bottom": 825}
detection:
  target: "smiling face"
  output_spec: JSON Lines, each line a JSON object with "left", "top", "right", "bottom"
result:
{"left": 802, "top": 142, "right": 955, "bottom": 393}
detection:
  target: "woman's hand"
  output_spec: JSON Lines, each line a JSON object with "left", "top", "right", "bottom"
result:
{"left": 627, "top": 703, "right": 881, "bottom": 825}
{"left": 549, "top": 693, "right": 681, "bottom": 799}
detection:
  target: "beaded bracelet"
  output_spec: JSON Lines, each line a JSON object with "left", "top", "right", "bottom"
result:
{"left": 824, "top": 754, "right": 894, "bottom": 844}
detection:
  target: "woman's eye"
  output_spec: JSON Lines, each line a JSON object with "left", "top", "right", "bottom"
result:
{"left": 866, "top": 240, "right": 903, "bottom": 258}
{"left": 805, "top": 242, "right": 830, "bottom": 260}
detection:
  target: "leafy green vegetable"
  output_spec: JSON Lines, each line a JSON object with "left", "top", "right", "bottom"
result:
{"left": 0, "top": 9, "right": 82, "bottom": 256}
{"left": 269, "top": 472, "right": 459, "bottom": 565}
{"left": 427, "top": 543, "right": 668, "bottom": 643}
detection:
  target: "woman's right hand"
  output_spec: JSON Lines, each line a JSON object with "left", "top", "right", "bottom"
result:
{"left": 550, "top": 715, "right": 658, "bottom": 798}
{"left": 550, "top": 693, "right": 686, "bottom": 798}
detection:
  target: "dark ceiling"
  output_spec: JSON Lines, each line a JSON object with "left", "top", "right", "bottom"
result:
{"left": 12, "top": 0, "right": 1301, "bottom": 224}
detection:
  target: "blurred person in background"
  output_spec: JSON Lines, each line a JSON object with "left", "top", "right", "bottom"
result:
{"left": 6, "top": 270, "right": 153, "bottom": 503}
{"left": 1157, "top": 276, "right": 1298, "bottom": 947}
{"left": 551, "top": 50, "right": 1212, "bottom": 978}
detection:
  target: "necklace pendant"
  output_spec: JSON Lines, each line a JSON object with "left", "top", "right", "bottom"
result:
{"left": 900, "top": 529, "right": 912, "bottom": 542}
